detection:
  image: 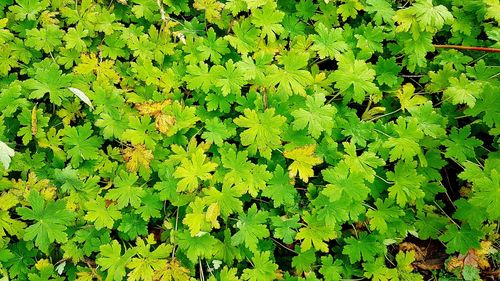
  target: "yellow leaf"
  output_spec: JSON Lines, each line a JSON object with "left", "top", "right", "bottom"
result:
{"left": 74, "top": 53, "right": 120, "bottom": 83}
{"left": 134, "top": 100, "right": 171, "bottom": 116}
{"left": 155, "top": 114, "right": 176, "bottom": 135}
{"left": 122, "top": 144, "right": 154, "bottom": 172}
{"left": 35, "top": 259, "right": 52, "bottom": 271}
{"left": 193, "top": 0, "right": 224, "bottom": 23}
{"left": 40, "top": 10, "right": 60, "bottom": 26}
{"left": 396, "top": 83, "right": 427, "bottom": 112}
{"left": 206, "top": 203, "right": 220, "bottom": 229}
{"left": 31, "top": 105, "right": 37, "bottom": 136}
{"left": 153, "top": 259, "right": 191, "bottom": 281}
{"left": 284, "top": 144, "right": 323, "bottom": 183}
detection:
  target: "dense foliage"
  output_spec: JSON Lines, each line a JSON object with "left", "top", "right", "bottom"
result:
{"left": 0, "top": 0, "right": 499, "bottom": 280}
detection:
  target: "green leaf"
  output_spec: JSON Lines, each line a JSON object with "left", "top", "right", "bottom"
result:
{"left": 177, "top": 231, "right": 217, "bottom": 262}
{"left": 296, "top": 213, "right": 337, "bottom": 252}
{"left": 197, "top": 28, "right": 230, "bottom": 64}
{"left": 105, "top": 170, "right": 145, "bottom": 209}
{"left": 251, "top": 2, "right": 285, "bottom": 42}
{"left": 117, "top": 213, "right": 148, "bottom": 240}
{"left": 173, "top": 148, "right": 217, "bottom": 192}
{"left": 440, "top": 224, "right": 483, "bottom": 254}
{"left": 384, "top": 117, "right": 424, "bottom": 163}
{"left": 330, "top": 52, "right": 379, "bottom": 103}
{"left": 363, "top": 257, "right": 398, "bottom": 281}
{"left": 63, "top": 25, "right": 89, "bottom": 52}
{"left": 465, "top": 84, "right": 500, "bottom": 128}
{"left": 225, "top": 18, "right": 259, "bottom": 54}
{"left": 292, "top": 249, "right": 316, "bottom": 274}
{"left": 234, "top": 108, "right": 286, "bottom": 159}
{"left": 310, "top": 23, "right": 348, "bottom": 59}
{"left": 96, "top": 240, "right": 137, "bottom": 281}
{"left": 0, "top": 209, "right": 26, "bottom": 241}
{"left": 203, "top": 186, "right": 243, "bottom": 217}
{"left": 467, "top": 169, "right": 500, "bottom": 220}
{"left": 396, "top": 83, "right": 427, "bottom": 112}
{"left": 366, "top": 199, "right": 404, "bottom": 234}
{"left": 24, "top": 62, "right": 73, "bottom": 105}
{"left": 184, "top": 62, "right": 215, "bottom": 93}
{"left": 25, "top": 25, "right": 63, "bottom": 53}
{"left": 343, "top": 232, "right": 384, "bottom": 263}
{"left": 183, "top": 198, "right": 209, "bottom": 236}
{"left": 262, "top": 165, "right": 297, "bottom": 208}
{"left": 84, "top": 196, "right": 122, "bottom": 230}
{"left": 241, "top": 251, "right": 278, "bottom": 281}
{"left": 122, "top": 116, "right": 160, "bottom": 149}
{"left": 462, "top": 265, "right": 481, "bottom": 281}
{"left": 126, "top": 237, "right": 171, "bottom": 281}
{"left": 442, "top": 126, "right": 483, "bottom": 163}
{"left": 338, "top": 0, "right": 363, "bottom": 21}
{"left": 0, "top": 83, "right": 29, "bottom": 117}
{"left": 211, "top": 59, "right": 247, "bottom": 96}
{"left": 291, "top": 93, "right": 337, "bottom": 139}
{"left": 322, "top": 162, "right": 369, "bottom": 203}
{"left": 320, "top": 255, "right": 344, "bottom": 281}
{"left": 8, "top": 0, "right": 49, "bottom": 20}
{"left": 163, "top": 101, "right": 200, "bottom": 137}
{"left": 16, "top": 191, "right": 75, "bottom": 253}
{"left": 444, "top": 74, "right": 482, "bottom": 108}
{"left": 393, "top": 0, "right": 453, "bottom": 36}
{"left": 271, "top": 214, "right": 300, "bottom": 244}
{"left": 375, "top": 57, "right": 402, "bottom": 87}
{"left": 202, "top": 118, "right": 236, "bottom": 146}
{"left": 386, "top": 161, "right": 426, "bottom": 207}
{"left": 231, "top": 204, "right": 269, "bottom": 253}
{"left": 63, "top": 123, "right": 103, "bottom": 167}
{"left": 267, "top": 51, "right": 313, "bottom": 97}
{"left": 365, "top": 0, "right": 395, "bottom": 25}
{"left": 342, "top": 141, "right": 385, "bottom": 183}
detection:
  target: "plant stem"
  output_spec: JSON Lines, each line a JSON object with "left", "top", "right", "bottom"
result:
{"left": 434, "top": 44, "right": 500, "bottom": 53}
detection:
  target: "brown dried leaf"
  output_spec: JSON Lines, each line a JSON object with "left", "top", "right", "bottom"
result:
{"left": 447, "top": 240, "right": 492, "bottom": 272}
{"left": 399, "top": 242, "right": 426, "bottom": 261}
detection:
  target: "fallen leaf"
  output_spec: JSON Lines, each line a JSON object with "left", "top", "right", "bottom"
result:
{"left": 68, "top": 87, "right": 94, "bottom": 109}
{"left": 0, "top": 141, "right": 15, "bottom": 170}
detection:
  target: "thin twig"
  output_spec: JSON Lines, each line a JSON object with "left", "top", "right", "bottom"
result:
{"left": 271, "top": 237, "right": 297, "bottom": 254}
{"left": 434, "top": 44, "right": 500, "bottom": 53}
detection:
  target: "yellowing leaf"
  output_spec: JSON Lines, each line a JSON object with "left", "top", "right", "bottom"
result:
{"left": 122, "top": 144, "right": 154, "bottom": 172}
{"left": 193, "top": 0, "right": 224, "bottom": 23}
{"left": 153, "top": 259, "right": 191, "bottom": 281}
{"left": 31, "top": 105, "right": 37, "bottom": 136}
{"left": 74, "top": 53, "right": 120, "bottom": 83}
{"left": 183, "top": 198, "right": 208, "bottom": 236}
{"left": 155, "top": 114, "right": 176, "bottom": 135}
{"left": 174, "top": 148, "right": 218, "bottom": 192}
{"left": 284, "top": 145, "right": 323, "bottom": 183}
{"left": 134, "top": 100, "right": 171, "bottom": 116}
{"left": 206, "top": 202, "right": 220, "bottom": 229}
{"left": 397, "top": 83, "right": 427, "bottom": 112}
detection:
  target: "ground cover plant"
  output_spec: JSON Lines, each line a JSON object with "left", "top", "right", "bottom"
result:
{"left": 0, "top": 0, "right": 499, "bottom": 280}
